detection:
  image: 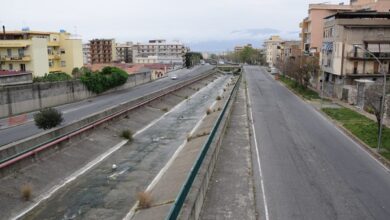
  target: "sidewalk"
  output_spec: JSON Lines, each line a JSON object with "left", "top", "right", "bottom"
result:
{"left": 199, "top": 80, "right": 256, "bottom": 220}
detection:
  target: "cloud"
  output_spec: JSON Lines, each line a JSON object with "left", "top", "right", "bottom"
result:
{"left": 231, "top": 28, "right": 280, "bottom": 36}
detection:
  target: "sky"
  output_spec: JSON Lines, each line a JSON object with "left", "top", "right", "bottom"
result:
{"left": 1, "top": 0, "right": 349, "bottom": 52}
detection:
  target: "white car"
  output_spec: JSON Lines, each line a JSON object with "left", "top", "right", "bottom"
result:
{"left": 171, "top": 75, "right": 178, "bottom": 80}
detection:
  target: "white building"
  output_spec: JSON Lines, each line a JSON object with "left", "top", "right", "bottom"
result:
{"left": 133, "top": 39, "right": 187, "bottom": 65}
{"left": 264, "top": 35, "right": 283, "bottom": 67}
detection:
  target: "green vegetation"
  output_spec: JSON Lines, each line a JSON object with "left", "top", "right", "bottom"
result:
{"left": 280, "top": 75, "right": 320, "bottom": 100}
{"left": 184, "top": 52, "right": 203, "bottom": 68}
{"left": 80, "top": 66, "right": 128, "bottom": 94}
{"left": 120, "top": 129, "right": 133, "bottom": 141}
{"left": 224, "top": 46, "right": 265, "bottom": 65}
{"left": 33, "top": 72, "right": 72, "bottom": 82}
{"left": 322, "top": 107, "right": 390, "bottom": 159}
{"left": 34, "top": 107, "right": 64, "bottom": 130}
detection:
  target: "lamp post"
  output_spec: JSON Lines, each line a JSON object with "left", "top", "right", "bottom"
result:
{"left": 354, "top": 45, "right": 386, "bottom": 152}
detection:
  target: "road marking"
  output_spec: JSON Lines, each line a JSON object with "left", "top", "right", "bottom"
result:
{"left": 274, "top": 77, "right": 390, "bottom": 173}
{"left": 246, "top": 73, "right": 270, "bottom": 220}
{"left": 11, "top": 140, "right": 128, "bottom": 220}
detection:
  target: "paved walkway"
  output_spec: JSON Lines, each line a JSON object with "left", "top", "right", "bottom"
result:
{"left": 199, "top": 80, "right": 256, "bottom": 220}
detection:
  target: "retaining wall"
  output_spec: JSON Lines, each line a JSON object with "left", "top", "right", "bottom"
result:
{"left": 0, "top": 71, "right": 152, "bottom": 118}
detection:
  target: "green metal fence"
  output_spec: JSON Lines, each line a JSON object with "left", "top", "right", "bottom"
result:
{"left": 166, "top": 73, "right": 242, "bottom": 220}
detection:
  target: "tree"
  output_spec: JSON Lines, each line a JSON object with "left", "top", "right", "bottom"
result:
{"left": 184, "top": 52, "right": 203, "bottom": 68}
{"left": 34, "top": 107, "right": 64, "bottom": 130}
{"left": 364, "top": 83, "right": 390, "bottom": 136}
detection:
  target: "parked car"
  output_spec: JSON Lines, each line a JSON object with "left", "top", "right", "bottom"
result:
{"left": 171, "top": 75, "right": 178, "bottom": 80}
{"left": 270, "top": 67, "right": 278, "bottom": 75}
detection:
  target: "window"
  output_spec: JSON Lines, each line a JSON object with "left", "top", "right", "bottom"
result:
{"left": 48, "top": 48, "right": 52, "bottom": 55}
{"left": 7, "top": 49, "right": 12, "bottom": 57}
{"left": 60, "top": 49, "right": 66, "bottom": 54}
{"left": 9, "top": 63, "right": 13, "bottom": 70}
{"left": 61, "top": 61, "right": 66, "bottom": 67}
{"left": 49, "top": 60, "right": 53, "bottom": 67}
{"left": 18, "top": 48, "right": 24, "bottom": 57}
{"left": 20, "top": 64, "right": 26, "bottom": 71}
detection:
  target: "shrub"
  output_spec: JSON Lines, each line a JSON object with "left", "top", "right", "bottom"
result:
{"left": 216, "top": 96, "right": 222, "bottom": 100}
{"left": 33, "top": 72, "right": 72, "bottom": 82}
{"left": 138, "top": 192, "right": 152, "bottom": 209}
{"left": 80, "top": 67, "right": 128, "bottom": 94}
{"left": 161, "top": 107, "right": 169, "bottom": 112}
{"left": 187, "top": 134, "right": 192, "bottom": 142}
{"left": 217, "top": 107, "right": 222, "bottom": 111}
{"left": 34, "top": 108, "right": 64, "bottom": 130}
{"left": 120, "top": 129, "right": 133, "bottom": 141}
{"left": 184, "top": 96, "right": 189, "bottom": 99}
{"left": 206, "top": 108, "right": 212, "bottom": 115}
{"left": 21, "top": 184, "right": 32, "bottom": 201}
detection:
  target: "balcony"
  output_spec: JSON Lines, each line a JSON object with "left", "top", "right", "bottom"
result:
{"left": 0, "top": 55, "right": 31, "bottom": 62}
{"left": 347, "top": 52, "right": 390, "bottom": 60}
{"left": 47, "top": 41, "right": 60, "bottom": 47}
{"left": 48, "top": 54, "right": 61, "bottom": 60}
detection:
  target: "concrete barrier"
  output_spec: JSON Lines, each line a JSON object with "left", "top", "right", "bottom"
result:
{"left": 0, "top": 71, "right": 152, "bottom": 118}
{"left": 178, "top": 75, "right": 241, "bottom": 220}
{"left": 0, "top": 69, "right": 216, "bottom": 176}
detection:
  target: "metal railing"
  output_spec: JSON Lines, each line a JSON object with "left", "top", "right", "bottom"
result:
{"left": 0, "top": 69, "right": 217, "bottom": 170}
{"left": 347, "top": 52, "right": 390, "bottom": 60}
{"left": 166, "top": 72, "right": 242, "bottom": 220}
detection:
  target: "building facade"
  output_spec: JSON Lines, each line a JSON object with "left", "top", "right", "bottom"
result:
{"left": 264, "top": 35, "right": 283, "bottom": 67}
{"left": 82, "top": 43, "right": 91, "bottom": 64}
{"left": 234, "top": 44, "right": 253, "bottom": 53}
{"left": 321, "top": 11, "right": 390, "bottom": 100}
{"left": 0, "top": 29, "right": 83, "bottom": 77}
{"left": 89, "top": 39, "right": 116, "bottom": 64}
{"left": 133, "top": 39, "right": 187, "bottom": 66}
{"left": 300, "top": 0, "right": 390, "bottom": 55}
{"left": 116, "top": 42, "right": 133, "bottom": 63}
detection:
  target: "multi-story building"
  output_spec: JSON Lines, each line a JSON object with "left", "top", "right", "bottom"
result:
{"left": 116, "top": 42, "right": 133, "bottom": 63}
{"left": 320, "top": 11, "right": 390, "bottom": 99}
{"left": 89, "top": 39, "right": 116, "bottom": 64}
{"left": 0, "top": 29, "right": 83, "bottom": 77}
{"left": 300, "top": 0, "right": 390, "bottom": 55}
{"left": 133, "top": 39, "right": 187, "bottom": 65}
{"left": 264, "top": 35, "right": 283, "bottom": 67}
{"left": 82, "top": 43, "right": 91, "bottom": 64}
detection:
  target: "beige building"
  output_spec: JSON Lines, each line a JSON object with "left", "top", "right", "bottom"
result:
{"left": 300, "top": 0, "right": 390, "bottom": 55}
{"left": 133, "top": 39, "right": 187, "bottom": 66}
{"left": 116, "top": 42, "right": 133, "bottom": 63}
{"left": 264, "top": 35, "right": 283, "bottom": 67}
{"left": 321, "top": 11, "right": 390, "bottom": 99}
{"left": 0, "top": 30, "right": 83, "bottom": 77}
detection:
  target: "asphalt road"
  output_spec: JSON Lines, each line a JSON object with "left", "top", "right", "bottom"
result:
{"left": 245, "top": 66, "right": 390, "bottom": 220}
{"left": 0, "top": 65, "right": 214, "bottom": 146}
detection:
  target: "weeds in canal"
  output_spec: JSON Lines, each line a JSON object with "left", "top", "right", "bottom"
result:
{"left": 196, "top": 88, "right": 200, "bottom": 91}
{"left": 217, "top": 107, "right": 222, "bottom": 111}
{"left": 137, "top": 192, "right": 152, "bottom": 209}
{"left": 161, "top": 107, "right": 169, "bottom": 112}
{"left": 120, "top": 129, "right": 133, "bottom": 141}
{"left": 216, "top": 96, "right": 222, "bottom": 101}
{"left": 21, "top": 184, "right": 32, "bottom": 201}
{"left": 223, "top": 88, "right": 226, "bottom": 92}
{"left": 185, "top": 96, "right": 189, "bottom": 99}
{"left": 187, "top": 134, "right": 193, "bottom": 142}
{"left": 206, "top": 108, "right": 212, "bottom": 115}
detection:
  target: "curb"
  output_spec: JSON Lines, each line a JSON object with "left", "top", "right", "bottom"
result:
{"left": 276, "top": 76, "right": 390, "bottom": 170}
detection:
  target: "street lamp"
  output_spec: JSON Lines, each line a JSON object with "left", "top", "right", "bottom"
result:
{"left": 354, "top": 45, "right": 386, "bottom": 152}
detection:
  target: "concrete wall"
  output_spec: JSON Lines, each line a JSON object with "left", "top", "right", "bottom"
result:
{"left": 0, "top": 71, "right": 152, "bottom": 118}
{"left": 0, "top": 73, "right": 33, "bottom": 86}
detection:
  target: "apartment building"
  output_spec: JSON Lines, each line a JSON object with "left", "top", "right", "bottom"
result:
{"left": 0, "top": 29, "right": 83, "bottom": 77}
{"left": 89, "top": 39, "right": 116, "bottom": 64}
{"left": 133, "top": 39, "right": 187, "bottom": 65}
{"left": 116, "top": 42, "right": 133, "bottom": 63}
{"left": 320, "top": 11, "right": 390, "bottom": 99}
{"left": 82, "top": 43, "right": 91, "bottom": 64}
{"left": 300, "top": 0, "right": 390, "bottom": 55}
{"left": 264, "top": 35, "right": 283, "bottom": 67}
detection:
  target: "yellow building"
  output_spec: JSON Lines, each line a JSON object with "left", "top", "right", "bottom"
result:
{"left": 0, "top": 30, "right": 83, "bottom": 77}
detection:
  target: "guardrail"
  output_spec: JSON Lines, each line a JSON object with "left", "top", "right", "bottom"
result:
{"left": 166, "top": 72, "right": 242, "bottom": 219}
{"left": 0, "top": 68, "right": 217, "bottom": 171}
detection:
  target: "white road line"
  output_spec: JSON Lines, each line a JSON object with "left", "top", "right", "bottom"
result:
{"left": 275, "top": 78, "right": 390, "bottom": 173}
{"left": 11, "top": 140, "right": 128, "bottom": 220}
{"left": 246, "top": 73, "right": 270, "bottom": 220}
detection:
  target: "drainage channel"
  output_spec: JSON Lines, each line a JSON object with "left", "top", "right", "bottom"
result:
{"left": 14, "top": 74, "right": 232, "bottom": 220}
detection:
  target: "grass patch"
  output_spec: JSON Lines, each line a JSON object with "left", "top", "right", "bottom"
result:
{"left": 120, "top": 129, "right": 133, "bottom": 141}
{"left": 206, "top": 108, "right": 212, "bottom": 115}
{"left": 137, "top": 192, "right": 152, "bottom": 209}
{"left": 161, "top": 107, "right": 169, "bottom": 112}
{"left": 216, "top": 95, "right": 222, "bottom": 101}
{"left": 322, "top": 107, "right": 390, "bottom": 159}
{"left": 21, "top": 184, "right": 32, "bottom": 201}
{"left": 279, "top": 75, "right": 320, "bottom": 100}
